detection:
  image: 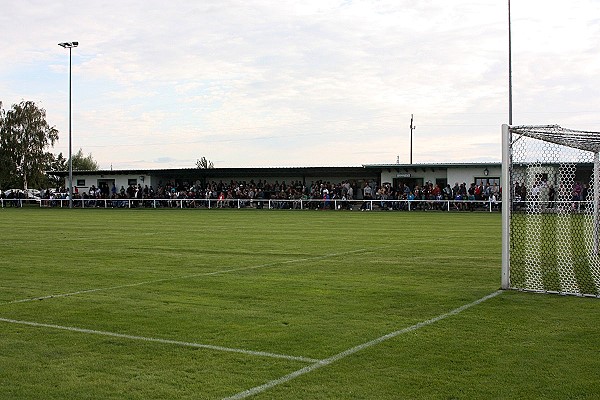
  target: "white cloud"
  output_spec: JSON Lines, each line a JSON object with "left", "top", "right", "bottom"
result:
{"left": 1, "top": 0, "right": 599, "bottom": 169}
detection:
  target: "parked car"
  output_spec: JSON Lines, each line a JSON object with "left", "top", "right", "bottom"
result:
{"left": 2, "top": 189, "right": 41, "bottom": 201}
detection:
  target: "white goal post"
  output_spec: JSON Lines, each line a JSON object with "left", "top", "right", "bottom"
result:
{"left": 502, "top": 124, "right": 600, "bottom": 297}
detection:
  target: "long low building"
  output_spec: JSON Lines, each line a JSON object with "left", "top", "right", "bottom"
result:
{"left": 51, "top": 163, "right": 503, "bottom": 194}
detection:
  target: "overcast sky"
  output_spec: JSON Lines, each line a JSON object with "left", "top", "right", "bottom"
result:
{"left": 1, "top": 1, "right": 599, "bottom": 169}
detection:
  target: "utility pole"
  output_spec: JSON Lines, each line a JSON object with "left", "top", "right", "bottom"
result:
{"left": 410, "top": 114, "right": 416, "bottom": 164}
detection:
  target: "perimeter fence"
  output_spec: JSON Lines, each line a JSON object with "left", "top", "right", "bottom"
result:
{"left": 1, "top": 197, "right": 503, "bottom": 212}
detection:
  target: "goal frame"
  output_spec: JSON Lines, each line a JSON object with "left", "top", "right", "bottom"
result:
{"left": 501, "top": 124, "right": 600, "bottom": 296}
{"left": 501, "top": 124, "right": 511, "bottom": 290}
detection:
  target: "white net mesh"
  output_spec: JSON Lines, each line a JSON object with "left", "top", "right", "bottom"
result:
{"left": 508, "top": 125, "right": 600, "bottom": 297}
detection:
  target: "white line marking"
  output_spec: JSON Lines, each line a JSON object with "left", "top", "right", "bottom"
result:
{"left": 3, "top": 248, "right": 371, "bottom": 305}
{"left": 223, "top": 290, "right": 504, "bottom": 400}
{"left": 0, "top": 317, "right": 320, "bottom": 363}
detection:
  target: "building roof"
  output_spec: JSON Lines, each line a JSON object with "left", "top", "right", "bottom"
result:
{"left": 363, "top": 162, "right": 501, "bottom": 169}
{"left": 51, "top": 162, "right": 500, "bottom": 176}
{"left": 50, "top": 166, "right": 379, "bottom": 180}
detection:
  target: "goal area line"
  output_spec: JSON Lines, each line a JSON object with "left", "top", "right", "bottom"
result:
{"left": 224, "top": 290, "right": 503, "bottom": 400}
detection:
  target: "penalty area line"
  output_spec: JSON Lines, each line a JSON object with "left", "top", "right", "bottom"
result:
{"left": 0, "top": 317, "right": 319, "bottom": 364}
{"left": 223, "top": 290, "right": 504, "bottom": 400}
{"left": 3, "top": 247, "right": 373, "bottom": 306}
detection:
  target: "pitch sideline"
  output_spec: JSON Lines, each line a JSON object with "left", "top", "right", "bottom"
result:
{"left": 0, "top": 316, "right": 319, "bottom": 363}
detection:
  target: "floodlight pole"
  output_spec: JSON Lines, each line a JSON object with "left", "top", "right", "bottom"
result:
{"left": 508, "top": 0, "right": 513, "bottom": 125}
{"left": 58, "top": 41, "right": 78, "bottom": 208}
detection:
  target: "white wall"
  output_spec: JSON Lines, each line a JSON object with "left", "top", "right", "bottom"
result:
{"left": 447, "top": 166, "right": 502, "bottom": 186}
{"left": 71, "top": 174, "right": 147, "bottom": 193}
{"left": 380, "top": 167, "right": 446, "bottom": 186}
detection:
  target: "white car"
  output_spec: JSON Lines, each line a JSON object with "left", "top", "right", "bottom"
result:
{"left": 2, "top": 189, "right": 41, "bottom": 201}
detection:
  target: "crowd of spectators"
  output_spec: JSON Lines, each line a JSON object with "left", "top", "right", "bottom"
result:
{"left": 29, "top": 178, "right": 503, "bottom": 211}
{"left": 513, "top": 180, "right": 590, "bottom": 211}
{"left": 8, "top": 177, "right": 597, "bottom": 213}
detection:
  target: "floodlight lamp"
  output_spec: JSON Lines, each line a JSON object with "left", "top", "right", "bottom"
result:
{"left": 58, "top": 42, "right": 78, "bottom": 48}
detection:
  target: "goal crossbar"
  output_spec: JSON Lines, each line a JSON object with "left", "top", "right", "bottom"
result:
{"left": 510, "top": 125, "right": 600, "bottom": 153}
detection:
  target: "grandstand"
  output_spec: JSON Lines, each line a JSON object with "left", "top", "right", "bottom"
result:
{"left": 50, "top": 162, "right": 501, "bottom": 198}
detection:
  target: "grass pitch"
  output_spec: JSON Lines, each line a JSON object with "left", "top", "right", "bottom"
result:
{"left": 0, "top": 209, "right": 599, "bottom": 399}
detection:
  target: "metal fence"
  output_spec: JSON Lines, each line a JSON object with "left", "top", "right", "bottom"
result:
{"left": 1, "top": 197, "right": 502, "bottom": 212}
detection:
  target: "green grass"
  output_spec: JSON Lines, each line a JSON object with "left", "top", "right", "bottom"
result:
{"left": 0, "top": 208, "right": 599, "bottom": 399}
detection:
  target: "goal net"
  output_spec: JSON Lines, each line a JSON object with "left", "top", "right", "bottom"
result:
{"left": 502, "top": 124, "right": 600, "bottom": 297}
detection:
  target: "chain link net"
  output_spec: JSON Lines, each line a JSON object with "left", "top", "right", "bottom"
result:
{"left": 509, "top": 125, "right": 600, "bottom": 297}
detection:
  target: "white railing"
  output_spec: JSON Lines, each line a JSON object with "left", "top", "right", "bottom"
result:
{"left": 7, "top": 198, "right": 597, "bottom": 213}
{"left": 0, "top": 198, "right": 39, "bottom": 208}
{"left": 0, "top": 197, "right": 505, "bottom": 212}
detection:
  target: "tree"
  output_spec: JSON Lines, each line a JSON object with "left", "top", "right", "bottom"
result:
{"left": 0, "top": 100, "right": 59, "bottom": 190}
{"left": 42, "top": 149, "right": 99, "bottom": 190}
{"left": 46, "top": 152, "right": 68, "bottom": 189}
{"left": 196, "top": 157, "right": 214, "bottom": 169}
{"left": 72, "top": 148, "right": 100, "bottom": 171}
